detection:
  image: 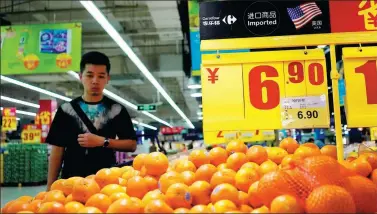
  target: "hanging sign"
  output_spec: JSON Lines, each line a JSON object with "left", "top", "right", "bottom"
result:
{"left": 205, "top": 130, "right": 275, "bottom": 144}
{"left": 1, "top": 107, "right": 17, "bottom": 132}
{"left": 343, "top": 46, "right": 377, "bottom": 127}
{"left": 371, "top": 127, "right": 377, "bottom": 141}
{"left": 21, "top": 124, "right": 41, "bottom": 143}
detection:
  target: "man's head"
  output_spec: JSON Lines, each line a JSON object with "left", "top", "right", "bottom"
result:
{"left": 80, "top": 51, "right": 111, "bottom": 97}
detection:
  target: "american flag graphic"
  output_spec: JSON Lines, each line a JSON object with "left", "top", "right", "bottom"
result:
{"left": 287, "top": 2, "right": 322, "bottom": 29}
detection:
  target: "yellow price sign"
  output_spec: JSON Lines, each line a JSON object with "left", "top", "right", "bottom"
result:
{"left": 1, "top": 116, "right": 17, "bottom": 131}
{"left": 204, "top": 130, "right": 275, "bottom": 145}
{"left": 371, "top": 127, "right": 377, "bottom": 141}
{"left": 21, "top": 129, "right": 41, "bottom": 143}
{"left": 343, "top": 46, "right": 377, "bottom": 127}
{"left": 202, "top": 49, "right": 330, "bottom": 143}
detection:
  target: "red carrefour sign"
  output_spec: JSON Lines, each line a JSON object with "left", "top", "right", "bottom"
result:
{"left": 160, "top": 126, "right": 185, "bottom": 135}
{"left": 330, "top": 0, "right": 377, "bottom": 33}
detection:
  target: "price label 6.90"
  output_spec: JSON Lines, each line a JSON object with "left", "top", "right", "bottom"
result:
{"left": 202, "top": 49, "right": 330, "bottom": 134}
{"left": 343, "top": 47, "right": 377, "bottom": 127}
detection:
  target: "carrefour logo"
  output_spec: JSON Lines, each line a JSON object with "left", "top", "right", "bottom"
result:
{"left": 222, "top": 15, "right": 237, "bottom": 25}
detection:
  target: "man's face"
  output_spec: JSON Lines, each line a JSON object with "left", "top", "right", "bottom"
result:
{"left": 80, "top": 64, "right": 109, "bottom": 96}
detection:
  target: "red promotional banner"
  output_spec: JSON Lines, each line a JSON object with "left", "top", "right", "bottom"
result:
{"left": 330, "top": 0, "right": 377, "bottom": 33}
{"left": 38, "top": 100, "right": 57, "bottom": 142}
{"left": 2, "top": 107, "right": 16, "bottom": 117}
{"left": 160, "top": 126, "right": 185, "bottom": 135}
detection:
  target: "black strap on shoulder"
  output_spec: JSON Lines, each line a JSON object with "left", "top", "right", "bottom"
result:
{"left": 70, "top": 100, "right": 99, "bottom": 134}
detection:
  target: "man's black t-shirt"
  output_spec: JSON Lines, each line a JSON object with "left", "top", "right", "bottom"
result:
{"left": 46, "top": 96, "right": 136, "bottom": 178}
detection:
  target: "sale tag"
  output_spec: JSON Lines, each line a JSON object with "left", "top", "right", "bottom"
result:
{"left": 202, "top": 49, "right": 329, "bottom": 138}
{"left": 371, "top": 127, "right": 377, "bottom": 141}
{"left": 281, "top": 95, "right": 329, "bottom": 128}
{"left": 21, "top": 129, "right": 41, "bottom": 143}
{"left": 1, "top": 116, "right": 17, "bottom": 131}
{"left": 343, "top": 46, "right": 377, "bottom": 127}
{"left": 204, "top": 130, "right": 275, "bottom": 145}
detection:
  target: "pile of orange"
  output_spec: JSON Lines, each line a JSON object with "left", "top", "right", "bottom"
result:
{"left": 2, "top": 138, "right": 377, "bottom": 213}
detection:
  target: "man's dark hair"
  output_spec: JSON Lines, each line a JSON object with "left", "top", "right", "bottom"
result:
{"left": 80, "top": 51, "right": 111, "bottom": 74}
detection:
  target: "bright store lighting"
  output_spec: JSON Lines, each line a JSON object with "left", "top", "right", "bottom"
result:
{"left": 1, "top": 96, "right": 40, "bottom": 108}
{"left": 1, "top": 75, "right": 72, "bottom": 102}
{"left": 197, "top": 112, "right": 203, "bottom": 116}
{"left": 188, "top": 84, "right": 202, "bottom": 89}
{"left": 80, "top": 1, "right": 194, "bottom": 129}
{"left": 132, "top": 119, "right": 157, "bottom": 130}
{"left": 328, "top": 87, "right": 332, "bottom": 89}
{"left": 199, "top": 104, "right": 202, "bottom": 108}
{"left": 190, "top": 93, "right": 202, "bottom": 98}
{"left": 318, "top": 45, "right": 327, "bottom": 49}
{"left": 0, "top": 107, "right": 36, "bottom": 117}
{"left": 198, "top": 116, "right": 203, "bottom": 120}
{"left": 67, "top": 71, "right": 171, "bottom": 128}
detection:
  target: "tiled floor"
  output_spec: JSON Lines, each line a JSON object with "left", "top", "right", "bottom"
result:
{"left": 1, "top": 185, "right": 46, "bottom": 207}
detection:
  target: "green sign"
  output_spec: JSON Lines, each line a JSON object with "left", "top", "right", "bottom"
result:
{"left": 137, "top": 104, "right": 157, "bottom": 112}
{"left": 1, "top": 23, "right": 82, "bottom": 75}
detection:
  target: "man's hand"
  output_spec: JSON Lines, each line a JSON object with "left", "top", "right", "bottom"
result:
{"left": 78, "top": 133, "right": 105, "bottom": 148}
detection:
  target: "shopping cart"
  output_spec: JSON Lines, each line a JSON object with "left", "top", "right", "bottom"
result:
{"left": 114, "top": 133, "right": 166, "bottom": 167}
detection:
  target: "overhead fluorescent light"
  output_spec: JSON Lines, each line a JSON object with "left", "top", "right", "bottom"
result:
{"left": 198, "top": 116, "right": 203, "bottom": 120}
{"left": 191, "top": 93, "right": 202, "bottom": 98}
{"left": 0, "top": 107, "right": 36, "bottom": 117}
{"left": 188, "top": 84, "right": 202, "bottom": 89}
{"left": 132, "top": 119, "right": 157, "bottom": 130}
{"left": 199, "top": 104, "right": 202, "bottom": 108}
{"left": 197, "top": 112, "right": 203, "bottom": 116}
{"left": 67, "top": 71, "right": 172, "bottom": 127}
{"left": 80, "top": 1, "right": 194, "bottom": 129}
{"left": 1, "top": 75, "right": 72, "bottom": 102}
{"left": 1, "top": 96, "right": 40, "bottom": 108}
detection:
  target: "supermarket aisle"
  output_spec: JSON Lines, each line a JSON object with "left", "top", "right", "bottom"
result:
{"left": 1, "top": 185, "right": 46, "bottom": 207}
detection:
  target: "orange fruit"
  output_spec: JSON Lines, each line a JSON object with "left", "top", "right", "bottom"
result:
{"left": 144, "top": 199, "right": 173, "bottom": 213}
{"left": 188, "top": 150, "right": 210, "bottom": 168}
{"left": 175, "top": 160, "right": 197, "bottom": 173}
{"left": 320, "top": 145, "right": 337, "bottom": 159}
{"left": 293, "top": 146, "right": 320, "bottom": 159}
{"left": 144, "top": 175, "right": 159, "bottom": 191}
{"left": 174, "top": 208, "right": 190, "bottom": 213}
{"left": 350, "top": 159, "right": 373, "bottom": 177}
{"left": 251, "top": 206, "right": 269, "bottom": 213}
{"left": 141, "top": 190, "right": 165, "bottom": 207}
{"left": 239, "top": 204, "right": 253, "bottom": 212}
{"left": 133, "top": 153, "right": 147, "bottom": 170}
{"left": 109, "top": 167, "right": 123, "bottom": 177}
{"left": 17, "top": 211, "right": 34, "bottom": 214}
{"left": 267, "top": 147, "right": 288, "bottom": 165}
{"left": 34, "top": 192, "right": 47, "bottom": 201}
{"left": 121, "top": 168, "right": 139, "bottom": 182}
{"left": 342, "top": 175, "right": 377, "bottom": 213}
{"left": 181, "top": 171, "right": 196, "bottom": 186}
{"left": 246, "top": 145, "right": 268, "bottom": 165}
{"left": 305, "top": 185, "right": 356, "bottom": 213}
{"left": 247, "top": 181, "right": 263, "bottom": 208}
{"left": 226, "top": 152, "right": 247, "bottom": 171}
{"left": 226, "top": 140, "right": 248, "bottom": 154}
{"left": 6, "top": 200, "right": 29, "bottom": 213}
{"left": 190, "top": 205, "right": 211, "bottom": 213}
{"left": 235, "top": 168, "right": 260, "bottom": 192}
{"left": 50, "top": 179, "right": 65, "bottom": 192}
{"left": 64, "top": 201, "right": 84, "bottom": 213}
{"left": 85, "top": 193, "right": 112, "bottom": 213}
{"left": 107, "top": 198, "right": 143, "bottom": 213}
{"left": 95, "top": 168, "right": 119, "bottom": 188}
{"left": 165, "top": 183, "right": 192, "bottom": 209}
{"left": 37, "top": 202, "right": 66, "bottom": 213}
{"left": 270, "top": 195, "right": 303, "bottom": 213}
{"left": 237, "top": 191, "right": 248, "bottom": 205}
{"left": 279, "top": 137, "right": 299, "bottom": 154}
{"left": 210, "top": 169, "right": 236, "bottom": 188}
{"left": 100, "top": 184, "right": 126, "bottom": 196}
{"left": 126, "top": 176, "right": 149, "bottom": 199}
{"left": 109, "top": 192, "right": 129, "bottom": 202}
{"left": 195, "top": 164, "right": 217, "bottom": 183}
{"left": 43, "top": 190, "right": 66, "bottom": 204}
{"left": 27, "top": 200, "right": 42, "bottom": 212}
{"left": 211, "top": 183, "right": 239, "bottom": 205}
{"left": 77, "top": 207, "right": 102, "bottom": 213}
{"left": 371, "top": 169, "right": 377, "bottom": 185}
{"left": 301, "top": 142, "right": 319, "bottom": 150}
{"left": 189, "top": 181, "right": 212, "bottom": 205}
{"left": 212, "top": 200, "right": 237, "bottom": 213}
{"left": 144, "top": 152, "right": 169, "bottom": 177}
{"left": 217, "top": 163, "right": 228, "bottom": 170}
{"left": 240, "top": 162, "right": 261, "bottom": 175}
{"left": 72, "top": 178, "right": 100, "bottom": 204}
{"left": 65, "top": 194, "right": 73, "bottom": 204}
{"left": 85, "top": 175, "right": 95, "bottom": 180}
{"left": 158, "top": 171, "right": 184, "bottom": 194}
{"left": 359, "top": 152, "right": 377, "bottom": 170}
{"left": 60, "top": 177, "right": 83, "bottom": 197}
{"left": 209, "top": 147, "right": 229, "bottom": 166}
{"left": 2, "top": 200, "right": 17, "bottom": 213}
{"left": 347, "top": 156, "right": 357, "bottom": 162}
{"left": 259, "top": 160, "right": 278, "bottom": 175}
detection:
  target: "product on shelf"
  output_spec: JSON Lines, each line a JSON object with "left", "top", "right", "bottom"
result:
{"left": 1, "top": 138, "right": 377, "bottom": 213}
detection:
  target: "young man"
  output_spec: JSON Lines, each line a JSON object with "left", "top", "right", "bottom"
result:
{"left": 46, "top": 51, "right": 136, "bottom": 190}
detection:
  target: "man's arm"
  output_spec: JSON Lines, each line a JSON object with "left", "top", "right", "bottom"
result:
{"left": 46, "top": 145, "right": 64, "bottom": 191}
{"left": 77, "top": 133, "right": 136, "bottom": 152}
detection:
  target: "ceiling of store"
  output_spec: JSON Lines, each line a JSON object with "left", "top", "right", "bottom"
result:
{"left": 0, "top": 0, "right": 201, "bottom": 127}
